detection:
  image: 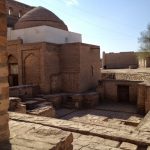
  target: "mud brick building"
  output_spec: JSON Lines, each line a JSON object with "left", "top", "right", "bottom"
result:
{"left": 6, "top": 1, "right": 100, "bottom": 94}
{"left": 102, "top": 51, "right": 150, "bottom": 69}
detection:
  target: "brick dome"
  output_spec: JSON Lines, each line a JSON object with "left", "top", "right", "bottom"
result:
{"left": 15, "top": 6, "right": 68, "bottom": 31}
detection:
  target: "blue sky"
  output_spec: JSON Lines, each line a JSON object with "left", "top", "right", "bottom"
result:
{"left": 17, "top": 0, "right": 150, "bottom": 54}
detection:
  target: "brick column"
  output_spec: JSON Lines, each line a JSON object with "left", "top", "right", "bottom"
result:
{"left": 102, "top": 51, "right": 106, "bottom": 69}
{"left": 145, "top": 85, "right": 150, "bottom": 113}
{"left": 0, "top": 0, "right": 10, "bottom": 142}
{"left": 137, "top": 83, "right": 146, "bottom": 114}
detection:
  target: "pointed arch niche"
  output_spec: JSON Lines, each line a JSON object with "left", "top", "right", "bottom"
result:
{"left": 24, "top": 53, "right": 40, "bottom": 85}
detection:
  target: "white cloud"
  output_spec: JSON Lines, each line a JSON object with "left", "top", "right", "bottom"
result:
{"left": 63, "top": 0, "right": 79, "bottom": 6}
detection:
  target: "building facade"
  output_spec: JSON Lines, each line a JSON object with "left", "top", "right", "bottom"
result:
{"left": 102, "top": 51, "right": 138, "bottom": 69}
{"left": 6, "top": 1, "right": 100, "bottom": 94}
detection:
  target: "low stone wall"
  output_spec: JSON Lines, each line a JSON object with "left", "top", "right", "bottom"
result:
{"left": 41, "top": 92, "right": 100, "bottom": 109}
{"left": 9, "top": 85, "right": 39, "bottom": 98}
{"left": 101, "top": 72, "right": 150, "bottom": 81}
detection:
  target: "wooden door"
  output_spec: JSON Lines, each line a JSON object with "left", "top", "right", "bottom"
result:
{"left": 117, "top": 85, "right": 129, "bottom": 103}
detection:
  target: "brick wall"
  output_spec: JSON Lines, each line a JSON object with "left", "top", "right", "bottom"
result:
{"left": 42, "top": 43, "right": 61, "bottom": 93}
{"left": 6, "top": 0, "right": 33, "bottom": 28}
{"left": 60, "top": 43, "right": 80, "bottom": 92}
{"left": 0, "top": 0, "right": 10, "bottom": 142}
{"left": 137, "top": 82, "right": 150, "bottom": 114}
{"left": 103, "top": 51, "right": 138, "bottom": 69}
{"left": 80, "top": 43, "right": 100, "bottom": 92}
{"left": 97, "top": 80, "right": 140, "bottom": 103}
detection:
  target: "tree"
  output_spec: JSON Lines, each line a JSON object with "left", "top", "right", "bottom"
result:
{"left": 138, "top": 24, "right": 150, "bottom": 58}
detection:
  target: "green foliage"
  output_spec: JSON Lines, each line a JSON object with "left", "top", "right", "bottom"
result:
{"left": 138, "top": 24, "right": 150, "bottom": 58}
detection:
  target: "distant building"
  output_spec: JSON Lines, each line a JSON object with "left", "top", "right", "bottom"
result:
{"left": 138, "top": 52, "right": 150, "bottom": 68}
{"left": 102, "top": 51, "right": 138, "bottom": 69}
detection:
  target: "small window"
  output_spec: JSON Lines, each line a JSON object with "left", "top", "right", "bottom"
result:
{"left": 18, "top": 10, "right": 22, "bottom": 18}
{"left": 8, "top": 7, "right": 13, "bottom": 15}
{"left": 91, "top": 66, "right": 94, "bottom": 77}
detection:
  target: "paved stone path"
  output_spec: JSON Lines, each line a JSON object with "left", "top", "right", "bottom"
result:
{"left": 0, "top": 119, "right": 73, "bottom": 150}
{"left": 9, "top": 112, "right": 150, "bottom": 149}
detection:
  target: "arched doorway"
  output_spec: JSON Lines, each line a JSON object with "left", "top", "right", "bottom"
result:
{"left": 8, "top": 55, "right": 19, "bottom": 86}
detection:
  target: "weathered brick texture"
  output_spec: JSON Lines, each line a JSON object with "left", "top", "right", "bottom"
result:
{"left": 0, "top": 0, "right": 10, "bottom": 142}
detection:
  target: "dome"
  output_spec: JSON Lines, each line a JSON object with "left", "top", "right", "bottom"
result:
{"left": 15, "top": 6, "right": 68, "bottom": 31}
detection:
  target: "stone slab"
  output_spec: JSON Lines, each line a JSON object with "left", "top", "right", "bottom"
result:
{"left": 9, "top": 112, "right": 150, "bottom": 146}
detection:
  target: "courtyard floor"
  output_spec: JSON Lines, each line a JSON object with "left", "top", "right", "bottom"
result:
{"left": 57, "top": 102, "right": 142, "bottom": 127}
{"left": 1, "top": 102, "right": 150, "bottom": 150}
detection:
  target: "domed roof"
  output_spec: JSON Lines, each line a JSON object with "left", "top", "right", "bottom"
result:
{"left": 15, "top": 6, "right": 68, "bottom": 31}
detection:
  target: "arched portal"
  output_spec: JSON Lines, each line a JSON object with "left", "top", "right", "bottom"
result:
{"left": 8, "top": 55, "right": 18, "bottom": 86}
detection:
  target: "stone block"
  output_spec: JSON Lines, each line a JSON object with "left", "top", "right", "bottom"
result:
{"left": 9, "top": 97, "right": 26, "bottom": 114}
{"left": 71, "top": 94, "right": 83, "bottom": 109}
{"left": 9, "top": 97, "right": 21, "bottom": 109}
{"left": 43, "top": 94, "right": 62, "bottom": 108}
{"left": 29, "top": 106, "right": 55, "bottom": 117}
{"left": 83, "top": 92, "right": 99, "bottom": 108}
{"left": 120, "top": 142, "right": 137, "bottom": 150}
{"left": 16, "top": 103, "right": 26, "bottom": 114}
